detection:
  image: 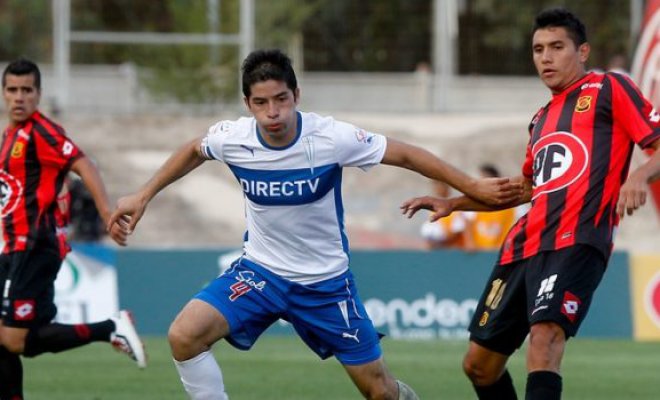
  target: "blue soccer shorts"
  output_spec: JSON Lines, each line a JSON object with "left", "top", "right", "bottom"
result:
{"left": 194, "top": 257, "right": 382, "bottom": 366}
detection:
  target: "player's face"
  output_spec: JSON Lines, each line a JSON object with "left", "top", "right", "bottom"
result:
{"left": 245, "top": 80, "right": 299, "bottom": 147}
{"left": 532, "top": 27, "right": 589, "bottom": 94}
{"left": 3, "top": 73, "right": 41, "bottom": 127}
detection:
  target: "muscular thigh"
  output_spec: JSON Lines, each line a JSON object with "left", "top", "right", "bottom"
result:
{"left": 192, "top": 259, "right": 284, "bottom": 351}
{"left": 171, "top": 299, "right": 230, "bottom": 345}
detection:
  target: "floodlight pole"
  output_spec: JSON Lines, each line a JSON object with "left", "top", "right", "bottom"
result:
{"left": 432, "top": 0, "right": 458, "bottom": 112}
{"left": 52, "top": 0, "right": 255, "bottom": 113}
{"left": 53, "top": 0, "right": 71, "bottom": 112}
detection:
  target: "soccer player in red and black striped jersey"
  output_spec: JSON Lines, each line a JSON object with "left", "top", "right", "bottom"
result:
{"left": 0, "top": 59, "right": 146, "bottom": 399}
{"left": 402, "top": 8, "right": 660, "bottom": 400}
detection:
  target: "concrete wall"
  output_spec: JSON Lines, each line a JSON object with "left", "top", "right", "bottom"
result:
{"left": 1, "top": 64, "right": 547, "bottom": 115}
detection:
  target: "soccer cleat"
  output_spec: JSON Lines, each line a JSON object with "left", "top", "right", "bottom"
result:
{"left": 397, "top": 380, "right": 419, "bottom": 400}
{"left": 110, "top": 310, "right": 147, "bottom": 368}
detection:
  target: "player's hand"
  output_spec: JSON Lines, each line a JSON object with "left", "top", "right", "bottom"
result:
{"left": 400, "top": 196, "right": 453, "bottom": 222}
{"left": 617, "top": 170, "right": 648, "bottom": 219}
{"left": 471, "top": 177, "right": 523, "bottom": 206}
{"left": 107, "top": 220, "right": 129, "bottom": 246}
{"left": 107, "top": 193, "right": 148, "bottom": 237}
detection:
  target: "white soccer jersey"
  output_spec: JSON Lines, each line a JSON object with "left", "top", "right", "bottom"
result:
{"left": 201, "top": 111, "right": 387, "bottom": 284}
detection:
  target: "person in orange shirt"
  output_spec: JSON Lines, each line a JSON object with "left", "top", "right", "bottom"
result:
{"left": 463, "top": 164, "right": 519, "bottom": 250}
{"left": 420, "top": 180, "right": 469, "bottom": 249}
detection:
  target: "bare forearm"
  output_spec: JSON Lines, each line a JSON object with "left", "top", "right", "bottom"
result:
{"left": 138, "top": 138, "right": 205, "bottom": 203}
{"left": 450, "top": 195, "right": 525, "bottom": 212}
{"left": 452, "top": 176, "right": 531, "bottom": 211}
{"left": 381, "top": 139, "right": 477, "bottom": 195}
{"left": 638, "top": 141, "right": 660, "bottom": 183}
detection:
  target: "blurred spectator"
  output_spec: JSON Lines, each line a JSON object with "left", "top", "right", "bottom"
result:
{"left": 419, "top": 180, "right": 469, "bottom": 249}
{"left": 606, "top": 54, "right": 630, "bottom": 77}
{"left": 68, "top": 175, "right": 105, "bottom": 242}
{"left": 463, "top": 164, "right": 518, "bottom": 251}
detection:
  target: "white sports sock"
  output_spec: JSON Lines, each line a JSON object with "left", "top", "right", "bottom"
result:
{"left": 174, "top": 351, "right": 228, "bottom": 400}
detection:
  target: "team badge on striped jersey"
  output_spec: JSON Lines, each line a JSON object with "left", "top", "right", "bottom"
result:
{"left": 574, "top": 96, "right": 592, "bottom": 112}
{"left": 11, "top": 142, "right": 24, "bottom": 158}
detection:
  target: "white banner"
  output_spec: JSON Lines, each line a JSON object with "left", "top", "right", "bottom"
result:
{"left": 54, "top": 250, "right": 119, "bottom": 323}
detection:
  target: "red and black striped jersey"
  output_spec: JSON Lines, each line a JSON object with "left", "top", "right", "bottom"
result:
{"left": 0, "top": 111, "right": 83, "bottom": 254}
{"left": 499, "top": 72, "right": 660, "bottom": 265}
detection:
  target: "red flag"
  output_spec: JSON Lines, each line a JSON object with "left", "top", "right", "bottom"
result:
{"left": 631, "top": 0, "right": 660, "bottom": 220}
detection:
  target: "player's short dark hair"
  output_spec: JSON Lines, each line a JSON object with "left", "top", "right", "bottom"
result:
{"left": 241, "top": 49, "right": 297, "bottom": 98}
{"left": 533, "top": 8, "right": 587, "bottom": 48}
{"left": 479, "top": 163, "right": 501, "bottom": 178}
{"left": 2, "top": 58, "right": 41, "bottom": 90}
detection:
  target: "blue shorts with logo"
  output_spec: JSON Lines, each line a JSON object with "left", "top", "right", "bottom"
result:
{"left": 195, "top": 257, "right": 382, "bottom": 365}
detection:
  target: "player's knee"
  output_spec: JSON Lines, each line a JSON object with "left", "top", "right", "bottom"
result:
{"left": 1, "top": 336, "right": 26, "bottom": 355}
{"left": 168, "top": 322, "right": 199, "bottom": 361}
{"left": 529, "top": 322, "right": 566, "bottom": 356}
{"left": 360, "top": 382, "right": 392, "bottom": 400}
{"left": 529, "top": 322, "right": 565, "bottom": 345}
{"left": 463, "top": 355, "right": 498, "bottom": 386}
{"left": 354, "top": 373, "right": 398, "bottom": 400}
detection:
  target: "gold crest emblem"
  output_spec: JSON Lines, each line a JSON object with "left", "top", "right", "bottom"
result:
{"left": 479, "top": 311, "right": 490, "bottom": 327}
{"left": 575, "top": 96, "right": 592, "bottom": 112}
{"left": 11, "top": 142, "right": 24, "bottom": 158}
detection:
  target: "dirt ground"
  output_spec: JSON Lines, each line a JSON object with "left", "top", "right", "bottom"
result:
{"left": 18, "top": 111, "right": 660, "bottom": 252}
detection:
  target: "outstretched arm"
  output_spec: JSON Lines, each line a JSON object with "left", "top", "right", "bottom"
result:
{"left": 618, "top": 138, "right": 660, "bottom": 218}
{"left": 107, "top": 136, "right": 207, "bottom": 234}
{"left": 401, "top": 175, "right": 532, "bottom": 221}
{"left": 70, "top": 156, "right": 128, "bottom": 246}
{"left": 381, "top": 138, "right": 523, "bottom": 206}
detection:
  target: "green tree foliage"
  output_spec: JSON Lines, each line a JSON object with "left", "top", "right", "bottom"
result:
{"left": 0, "top": 1, "right": 51, "bottom": 62}
{"left": 0, "top": 0, "right": 635, "bottom": 100}
{"left": 301, "top": 0, "right": 432, "bottom": 71}
{"left": 461, "top": 0, "right": 631, "bottom": 74}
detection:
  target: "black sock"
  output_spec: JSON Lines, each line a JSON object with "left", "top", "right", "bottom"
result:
{"left": 525, "top": 371, "right": 562, "bottom": 400}
{"left": 22, "top": 320, "right": 115, "bottom": 357}
{"left": 0, "top": 346, "right": 23, "bottom": 400}
{"left": 474, "top": 369, "right": 517, "bottom": 400}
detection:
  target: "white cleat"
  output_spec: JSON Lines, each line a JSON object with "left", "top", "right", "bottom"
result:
{"left": 110, "top": 310, "right": 147, "bottom": 369}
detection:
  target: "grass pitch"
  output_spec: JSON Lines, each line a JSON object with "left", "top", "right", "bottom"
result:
{"left": 23, "top": 336, "right": 660, "bottom": 399}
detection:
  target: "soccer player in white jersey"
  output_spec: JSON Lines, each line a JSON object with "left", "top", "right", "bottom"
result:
{"left": 108, "top": 49, "right": 521, "bottom": 400}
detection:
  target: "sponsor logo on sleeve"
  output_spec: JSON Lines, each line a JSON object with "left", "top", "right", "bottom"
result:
{"left": 354, "top": 128, "right": 374, "bottom": 144}
{"left": 62, "top": 141, "right": 74, "bottom": 156}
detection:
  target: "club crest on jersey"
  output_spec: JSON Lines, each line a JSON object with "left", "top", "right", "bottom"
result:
{"left": 531, "top": 131, "right": 588, "bottom": 200}
{"left": 0, "top": 171, "right": 23, "bottom": 217}
{"left": 11, "top": 142, "right": 24, "bottom": 158}
{"left": 574, "top": 96, "right": 592, "bottom": 112}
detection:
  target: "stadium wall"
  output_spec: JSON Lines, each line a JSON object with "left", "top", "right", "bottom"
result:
{"left": 88, "top": 247, "right": 642, "bottom": 340}
{"left": 0, "top": 64, "right": 546, "bottom": 115}
{"left": 60, "top": 246, "right": 660, "bottom": 340}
